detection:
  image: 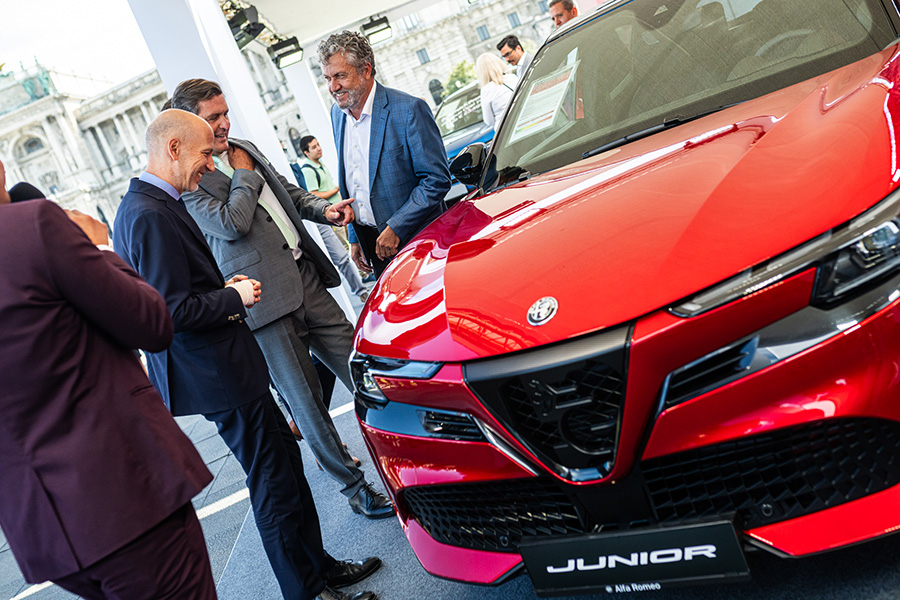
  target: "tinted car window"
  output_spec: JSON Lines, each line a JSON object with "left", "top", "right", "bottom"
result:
{"left": 436, "top": 85, "right": 483, "bottom": 137}
{"left": 487, "top": 0, "right": 895, "bottom": 190}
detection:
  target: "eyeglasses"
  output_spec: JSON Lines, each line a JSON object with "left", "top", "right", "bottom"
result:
{"left": 501, "top": 49, "right": 514, "bottom": 59}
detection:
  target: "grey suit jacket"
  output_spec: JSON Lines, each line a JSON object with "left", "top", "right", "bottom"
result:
{"left": 183, "top": 138, "right": 340, "bottom": 331}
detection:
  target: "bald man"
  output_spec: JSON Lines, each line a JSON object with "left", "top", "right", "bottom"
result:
{"left": 113, "top": 110, "right": 380, "bottom": 600}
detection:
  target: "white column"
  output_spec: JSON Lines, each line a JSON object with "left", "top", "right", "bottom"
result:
{"left": 84, "top": 129, "right": 111, "bottom": 184}
{"left": 139, "top": 102, "right": 153, "bottom": 127}
{"left": 281, "top": 60, "right": 339, "bottom": 174}
{"left": 127, "top": 0, "right": 355, "bottom": 320}
{"left": 93, "top": 124, "right": 121, "bottom": 176}
{"left": 41, "top": 119, "right": 73, "bottom": 176}
{"left": 57, "top": 113, "right": 86, "bottom": 171}
{"left": 116, "top": 113, "right": 142, "bottom": 168}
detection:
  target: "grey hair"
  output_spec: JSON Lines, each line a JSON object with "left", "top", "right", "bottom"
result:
{"left": 317, "top": 30, "right": 377, "bottom": 77}
{"left": 549, "top": 0, "right": 577, "bottom": 10}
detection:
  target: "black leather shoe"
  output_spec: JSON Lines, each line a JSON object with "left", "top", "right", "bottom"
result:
{"left": 318, "top": 586, "right": 376, "bottom": 600}
{"left": 324, "top": 556, "right": 381, "bottom": 588}
{"left": 348, "top": 483, "right": 394, "bottom": 519}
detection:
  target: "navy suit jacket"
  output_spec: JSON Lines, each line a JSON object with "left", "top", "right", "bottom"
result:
{"left": 113, "top": 178, "right": 270, "bottom": 416}
{"left": 0, "top": 200, "right": 211, "bottom": 583}
{"left": 331, "top": 83, "right": 451, "bottom": 247}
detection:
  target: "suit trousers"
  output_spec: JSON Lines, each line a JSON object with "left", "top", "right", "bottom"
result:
{"left": 353, "top": 224, "right": 392, "bottom": 278}
{"left": 53, "top": 504, "right": 216, "bottom": 600}
{"left": 206, "top": 393, "right": 333, "bottom": 600}
{"left": 252, "top": 258, "right": 364, "bottom": 498}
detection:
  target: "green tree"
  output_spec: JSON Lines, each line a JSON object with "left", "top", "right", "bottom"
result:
{"left": 443, "top": 60, "right": 476, "bottom": 98}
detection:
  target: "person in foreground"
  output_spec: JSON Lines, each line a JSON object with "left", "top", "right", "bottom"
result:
{"left": 318, "top": 31, "right": 450, "bottom": 278}
{"left": 112, "top": 109, "right": 380, "bottom": 600}
{"left": 0, "top": 161, "right": 217, "bottom": 598}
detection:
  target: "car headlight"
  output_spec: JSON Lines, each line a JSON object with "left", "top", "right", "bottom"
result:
{"left": 812, "top": 219, "right": 900, "bottom": 308}
{"left": 671, "top": 189, "right": 900, "bottom": 317}
{"left": 349, "top": 352, "right": 442, "bottom": 409}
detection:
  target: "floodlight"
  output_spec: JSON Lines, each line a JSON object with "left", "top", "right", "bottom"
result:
{"left": 361, "top": 16, "right": 393, "bottom": 44}
{"left": 269, "top": 37, "right": 304, "bottom": 68}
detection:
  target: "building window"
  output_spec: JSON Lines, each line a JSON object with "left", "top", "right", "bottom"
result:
{"left": 508, "top": 12, "right": 521, "bottom": 28}
{"left": 18, "top": 137, "right": 45, "bottom": 157}
{"left": 401, "top": 14, "right": 420, "bottom": 33}
{"left": 538, "top": 0, "right": 549, "bottom": 13}
{"left": 416, "top": 49, "right": 431, "bottom": 65}
{"left": 477, "top": 25, "right": 490, "bottom": 41}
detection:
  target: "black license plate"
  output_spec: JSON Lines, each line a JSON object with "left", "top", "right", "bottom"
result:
{"left": 519, "top": 520, "right": 749, "bottom": 596}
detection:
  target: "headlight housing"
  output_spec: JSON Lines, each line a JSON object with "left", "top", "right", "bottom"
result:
{"left": 349, "top": 352, "right": 442, "bottom": 409}
{"left": 671, "top": 189, "right": 900, "bottom": 317}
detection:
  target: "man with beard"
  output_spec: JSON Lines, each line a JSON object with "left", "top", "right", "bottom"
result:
{"left": 318, "top": 31, "right": 450, "bottom": 278}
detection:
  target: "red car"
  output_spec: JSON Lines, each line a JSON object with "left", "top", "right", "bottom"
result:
{"left": 351, "top": 0, "right": 900, "bottom": 594}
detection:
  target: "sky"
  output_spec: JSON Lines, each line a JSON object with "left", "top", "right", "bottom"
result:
{"left": 1, "top": 0, "right": 156, "bottom": 95}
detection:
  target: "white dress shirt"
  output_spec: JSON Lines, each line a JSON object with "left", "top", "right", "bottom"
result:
{"left": 341, "top": 81, "right": 379, "bottom": 228}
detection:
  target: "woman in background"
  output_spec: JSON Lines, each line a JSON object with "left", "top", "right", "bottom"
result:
{"left": 476, "top": 53, "right": 516, "bottom": 132}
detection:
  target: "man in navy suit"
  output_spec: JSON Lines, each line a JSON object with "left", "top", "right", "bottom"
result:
{"left": 113, "top": 109, "right": 379, "bottom": 600}
{"left": 317, "top": 31, "right": 451, "bottom": 277}
{"left": 0, "top": 157, "right": 216, "bottom": 598}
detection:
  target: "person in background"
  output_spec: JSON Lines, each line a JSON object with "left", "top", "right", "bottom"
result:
{"left": 113, "top": 109, "right": 381, "bottom": 600}
{"left": 297, "top": 134, "right": 369, "bottom": 303}
{"left": 0, "top": 163, "right": 217, "bottom": 598}
{"left": 496, "top": 34, "right": 533, "bottom": 81}
{"left": 550, "top": 0, "right": 580, "bottom": 28}
{"left": 475, "top": 53, "right": 517, "bottom": 132}
{"left": 318, "top": 31, "right": 451, "bottom": 278}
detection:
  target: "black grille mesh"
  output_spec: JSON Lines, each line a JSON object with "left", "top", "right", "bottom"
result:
{"left": 401, "top": 478, "right": 584, "bottom": 553}
{"left": 642, "top": 418, "right": 900, "bottom": 529}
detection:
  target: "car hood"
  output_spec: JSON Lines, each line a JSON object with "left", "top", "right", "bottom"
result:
{"left": 357, "top": 47, "right": 900, "bottom": 362}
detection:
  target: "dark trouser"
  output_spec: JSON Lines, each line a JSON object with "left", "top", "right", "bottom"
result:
{"left": 53, "top": 504, "right": 216, "bottom": 600}
{"left": 205, "top": 393, "right": 335, "bottom": 600}
{"left": 353, "top": 223, "right": 392, "bottom": 278}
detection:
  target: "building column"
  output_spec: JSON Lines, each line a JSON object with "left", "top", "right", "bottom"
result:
{"left": 83, "top": 129, "right": 111, "bottom": 184}
{"left": 55, "top": 112, "right": 87, "bottom": 172}
{"left": 92, "top": 124, "right": 121, "bottom": 177}
{"left": 41, "top": 118, "right": 74, "bottom": 177}
{"left": 127, "top": 0, "right": 355, "bottom": 321}
{"left": 116, "top": 113, "right": 142, "bottom": 169}
{"left": 139, "top": 102, "right": 153, "bottom": 127}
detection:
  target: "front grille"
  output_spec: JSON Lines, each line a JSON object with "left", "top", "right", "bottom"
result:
{"left": 402, "top": 478, "right": 584, "bottom": 553}
{"left": 642, "top": 418, "right": 900, "bottom": 529}
{"left": 465, "top": 326, "right": 631, "bottom": 481}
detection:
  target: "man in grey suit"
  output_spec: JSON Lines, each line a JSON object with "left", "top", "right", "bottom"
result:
{"left": 318, "top": 31, "right": 451, "bottom": 278}
{"left": 172, "top": 79, "right": 393, "bottom": 519}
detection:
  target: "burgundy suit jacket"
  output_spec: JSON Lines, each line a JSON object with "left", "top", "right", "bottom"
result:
{"left": 0, "top": 200, "right": 212, "bottom": 583}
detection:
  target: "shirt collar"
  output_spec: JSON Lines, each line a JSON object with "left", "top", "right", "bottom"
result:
{"left": 341, "top": 80, "right": 378, "bottom": 123}
{"left": 139, "top": 171, "right": 180, "bottom": 201}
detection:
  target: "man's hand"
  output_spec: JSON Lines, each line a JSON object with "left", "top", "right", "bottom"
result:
{"left": 325, "top": 198, "right": 355, "bottom": 226}
{"left": 375, "top": 226, "right": 401, "bottom": 261}
{"left": 65, "top": 209, "right": 109, "bottom": 246}
{"left": 226, "top": 275, "right": 262, "bottom": 308}
{"left": 228, "top": 145, "right": 255, "bottom": 171}
{"left": 0, "top": 158, "right": 9, "bottom": 205}
{"left": 350, "top": 243, "right": 373, "bottom": 273}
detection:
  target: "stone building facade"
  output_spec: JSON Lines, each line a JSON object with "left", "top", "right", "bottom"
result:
{"left": 0, "top": 0, "right": 554, "bottom": 224}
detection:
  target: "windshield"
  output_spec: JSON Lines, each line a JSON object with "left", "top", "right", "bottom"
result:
{"left": 436, "top": 85, "right": 483, "bottom": 137}
{"left": 486, "top": 0, "right": 896, "bottom": 191}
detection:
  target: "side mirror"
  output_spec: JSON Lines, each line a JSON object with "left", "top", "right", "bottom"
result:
{"left": 449, "top": 142, "right": 487, "bottom": 186}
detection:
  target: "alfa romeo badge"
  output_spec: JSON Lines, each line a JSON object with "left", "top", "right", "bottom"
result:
{"left": 527, "top": 296, "right": 558, "bottom": 326}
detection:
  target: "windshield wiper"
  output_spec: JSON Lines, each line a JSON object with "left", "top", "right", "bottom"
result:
{"left": 582, "top": 103, "right": 741, "bottom": 159}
